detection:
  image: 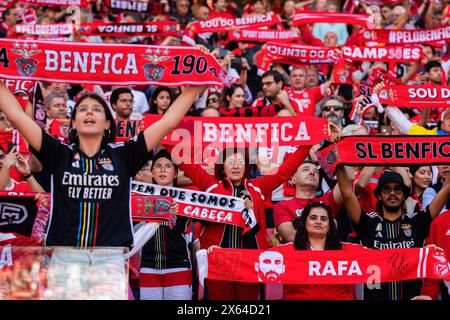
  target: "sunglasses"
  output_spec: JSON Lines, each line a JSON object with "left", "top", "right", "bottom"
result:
{"left": 207, "top": 97, "right": 219, "bottom": 103}
{"left": 322, "top": 105, "right": 344, "bottom": 112}
{"left": 381, "top": 186, "right": 404, "bottom": 195}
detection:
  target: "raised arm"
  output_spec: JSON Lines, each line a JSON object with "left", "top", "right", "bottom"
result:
{"left": 0, "top": 82, "right": 42, "bottom": 152}
{"left": 143, "top": 85, "right": 205, "bottom": 152}
{"left": 428, "top": 177, "right": 450, "bottom": 219}
{"left": 336, "top": 165, "right": 362, "bottom": 226}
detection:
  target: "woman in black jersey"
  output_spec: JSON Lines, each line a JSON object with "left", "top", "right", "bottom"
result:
{"left": 0, "top": 82, "right": 205, "bottom": 299}
{"left": 0, "top": 82, "right": 204, "bottom": 248}
{"left": 138, "top": 149, "right": 193, "bottom": 300}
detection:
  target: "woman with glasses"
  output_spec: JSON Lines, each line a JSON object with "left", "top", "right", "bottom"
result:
{"left": 205, "top": 91, "right": 220, "bottom": 109}
{"left": 137, "top": 149, "right": 194, "bottom": 300}
{"left": 0, "top": 80, "right": 205, "bottom": 298}
{"left": 168, "top": 144, "right": 314, "bottom": 300}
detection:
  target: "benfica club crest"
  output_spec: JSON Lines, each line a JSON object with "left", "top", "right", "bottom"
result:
{"left": 326, "top": 145, "right": 340, "bottom": 165}
{"left": 141, "top": 48, "right": 170, "bottom": 81}
{"left": 11, "top": 42, "right": 41, "bottom": 77}
{"left": 60, "top": 124, "right": 69, "bottom": 137}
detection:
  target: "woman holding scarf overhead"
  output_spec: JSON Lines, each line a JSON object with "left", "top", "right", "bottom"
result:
{"left": 169, "top": 137, "right": 322, "bottom": 299}
{"left": 177, "top": 146, "right": 311, "bottom": 299}
{"left": 172, "top": 122, "right": 341, "bottom": 300}
{"left": 0, "top": 81, "right": 205, "bottom": 299}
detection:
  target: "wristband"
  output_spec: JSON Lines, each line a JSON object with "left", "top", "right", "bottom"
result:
{"left": 23, "top": 173, "right": 33, "bottom": 180}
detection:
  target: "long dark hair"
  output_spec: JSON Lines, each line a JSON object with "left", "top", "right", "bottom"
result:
{"left": 69, "top": 93, "right": 116, "bottom": 146}
{"left": 148, "top": 86, "right": 174, "bottom": 114}
{"left": 219, "top": 84, "right": 245, "bottom": 109}
{"left": 293, "top": 202, "right": 342, "bottom": 250}
{"left": 214, "top": 147, "right": 252, "bottom": 185}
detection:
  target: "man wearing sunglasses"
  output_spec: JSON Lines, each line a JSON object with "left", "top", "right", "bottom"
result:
{"left": 319, "top": 96, "right": 352, "bottom": 130}
{"left": 337, "top": 168, "right": 450, "bottom": 300}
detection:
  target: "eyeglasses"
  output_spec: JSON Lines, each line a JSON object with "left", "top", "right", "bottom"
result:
{"left": 76, "top": 105, "right": 104, "bottom": 113}
{"left": 322, "top": 105, "right": 344, "bottom": 112}
{"left": 381, "top": 185, "right": 404, "bottom": 195}
{"left": 207, "top": 97, "right": 218, "bottom": 103}
{"left": 153, "top": 164, "right": 175, "bottom": 171}
{"left": 225, "top": 159, "right": 245, "bottom": 166}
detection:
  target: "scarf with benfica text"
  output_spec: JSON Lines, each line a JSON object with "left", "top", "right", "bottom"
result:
{"left": 196, "top": 244, "right": 450, "bottom": 285}
{"left": 12, "top": 22, "right": 179, "bottom": 38}
{"left": 228, "top": 29, "right": 298, "bottom": 43}
{"left": 6, "top": 0, "right": 89, "bottom": 6}
{"left": 369, "top": 26, "right": 450, "bottom": 45}
{"left": 316, "top": 136, "right": 450, "bottom": 179}
{"left": 188, "top": 14, "right": 279, "bottom": 34}
{"left": 0, "top": 39, "right": 224, "bottom": 86}
{"left": 377, "top": 85, "right": 450, "bottom": 108}
{"left": 140, "top": 114, "right": 330, "bottom": 149}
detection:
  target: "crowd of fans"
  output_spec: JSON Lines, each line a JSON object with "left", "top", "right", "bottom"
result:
{"left": 0, "top": 0, "right": 449, "bottom": 301}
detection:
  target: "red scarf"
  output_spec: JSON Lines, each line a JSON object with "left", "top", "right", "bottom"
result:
{"left": 316, "top": 136, "right": 450, "bottom": 179}
{"left": 372, "top": 25, "right": 450, "bottom": 45}
{"left": 12, "top": 23, "right": 73, "bottom": 36}
{"left": 1, "top": 79, "right": 35, "bottom": 95}
{"left": 131, "top": 195, "right": 174, "bottom": 223}
{"left": 16, "top": 0, "right": 89, "bottom": 6}
{"left": 141, "top": 114, "right": 330, "bottom": 148}
{"left": 343, "top": 46, "right": 422, "bottom": 62}
{"left": 189, "top": 14, "right": 279, "bottom": 33}
{"left": 198, "top": 245, "right": 450, "bottom": 285}
{"left": 228, "top": 29, "right": 298, "bottom": 43}
{"left": 218, "top": 105, "right": 283, "bottom": 117}
{"left": 79, "top": 22, "right": 179, "bottom": 37}
{"left": 266, "top": 42, "right": 336, "bottom": 64}
{"left": 48, "top": 119, "right": 70, "bottom": 142}
{"left": 0, "top": 129, "right": 29, "bottom": 155}
{"left": 106, "top": 0, "right": 150, "bottom": 12}
{"left": 378, "top": 85, "right": 450, "bottom": 108}
{"left": 292, "top": 12, "right": 373, "bottom": 27}
{"left": 114, "top": 119, "right": 141, "bottom": 142}
{"left": 0, "top": 39, "right": 223, "bottom": 86}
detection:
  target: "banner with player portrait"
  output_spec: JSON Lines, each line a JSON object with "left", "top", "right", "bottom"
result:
{"left": 197, "top": 245, "right": 450, "bottom": 285}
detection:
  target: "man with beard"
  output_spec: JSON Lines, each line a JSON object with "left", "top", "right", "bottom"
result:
{"left": 109, "top": 87, "right": 141, "bottom": 143}
{"left": 110, "top": 87, "right": 134, "bottom": 121}
{"left": 252, "top": 70, "right": 299, "bottom": 116}
{"left": 254, "top": 251, "right": 286, "bottom": 284}
{"left": 319, "top": 97, "right": 353, "bottom": 130}
{"left": 336, "top": 168, "right": 450, "bottom": 300}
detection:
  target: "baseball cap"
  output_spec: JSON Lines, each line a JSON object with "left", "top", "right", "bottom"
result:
{"left": 373, "top": 171, "right": 410, "bottom": 198}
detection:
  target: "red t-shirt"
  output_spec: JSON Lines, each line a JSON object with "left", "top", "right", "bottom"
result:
{"left": 273, "top": 191, "right": 337, "bottom": 228}
{"left": 283, "top": 243, "right": 361, "bottom": 300}
{"left": 286, "top": 86, "right": 325, "bottom": 116}
{"left": 421, "top": 210, "right": 450, "bottom": 299}
{"left": 5, "top": 179, "right": 31, "bottom": 194}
